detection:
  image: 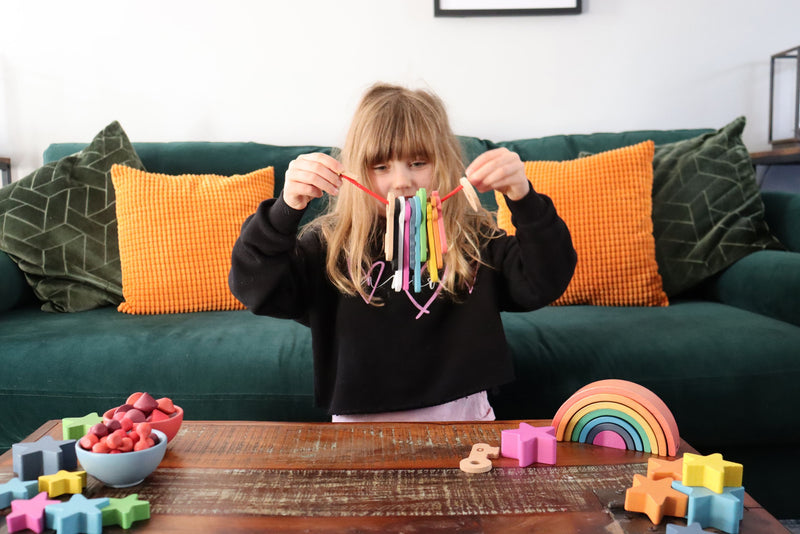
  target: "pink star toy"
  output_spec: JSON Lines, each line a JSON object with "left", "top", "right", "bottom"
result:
{"left": 6, "top": 491, "right": 59, "bottom": 534}
{"left": 501, "top": 422, "right": 557, "bottom": 467}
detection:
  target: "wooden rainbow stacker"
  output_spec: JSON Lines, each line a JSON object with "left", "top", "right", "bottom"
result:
{"left": 552, "top": 379, "right": 681, "bottom": 457}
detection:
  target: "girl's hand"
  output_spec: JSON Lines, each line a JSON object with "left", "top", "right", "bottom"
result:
{"left": 283, "top": 153, "right": 344, "bottom": 210}
{"left": 465, "top": 148, "right": 530, "bottom": 201}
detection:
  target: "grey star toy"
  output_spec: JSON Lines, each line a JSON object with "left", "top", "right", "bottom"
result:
{"left": 12, "top": 435, "right": 77, "bottom": 481}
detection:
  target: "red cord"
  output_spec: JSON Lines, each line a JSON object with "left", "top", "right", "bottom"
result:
{"left": 440, "top": 184, "right": 463, "bottom": 203}
{"left": 339, "top": 173, "right": 389, "bottom": 205}
{"left": 339, "top": 172, "right": 464, "bottom": 206}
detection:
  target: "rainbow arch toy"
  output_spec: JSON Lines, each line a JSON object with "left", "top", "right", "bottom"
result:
{"left": 551, "top": 379, "right": 680, "bottom": 457}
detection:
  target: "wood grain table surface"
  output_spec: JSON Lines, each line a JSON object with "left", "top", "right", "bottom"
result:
{"left": 0, "top": 420, "right": 788, "bottom": 533}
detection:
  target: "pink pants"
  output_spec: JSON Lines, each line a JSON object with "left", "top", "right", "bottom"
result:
{"left": 332, "top": 391, "right": 496, "bottom": 423}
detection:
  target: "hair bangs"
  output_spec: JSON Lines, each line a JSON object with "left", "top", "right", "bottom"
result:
{"left": 363, "top": 99, "right": 434, "bottom": 167}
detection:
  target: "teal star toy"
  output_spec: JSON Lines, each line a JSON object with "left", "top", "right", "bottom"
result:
{"left": 672, "top": 481, "right": 744, "bottom": 534}
{"left": 666, "top": 522, "right": 708, "bottom": 533}
{"left": 45, "top": 493, "right": 110, "bottom": 534}
{"left": 0, "top": 477, "right": 40, "bottom": 508}
{"left": 61, "top": 413, "right": 103, "bottom": 440}
{"left": 102, "top": 493, "right": 151, "bottom": 529}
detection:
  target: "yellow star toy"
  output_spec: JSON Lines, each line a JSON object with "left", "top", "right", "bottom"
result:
{"left": 38, "top": 470, "right": 87, "bottom": 497}
{"left": 682, "top": 452, "right": 743, "bottom": 493}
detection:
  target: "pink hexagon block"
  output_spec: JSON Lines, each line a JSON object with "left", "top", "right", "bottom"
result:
{"left": 501, "top": 422, "right": 557, "bottom": 467}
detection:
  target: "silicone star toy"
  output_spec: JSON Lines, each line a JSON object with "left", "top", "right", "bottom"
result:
{"left": 38, "top": 470, "right": 86, "bottom": 498}
{"left": 648, "top": 457, "right": 684, "bottom": 482}
{"left": 45, "top": 494, "right": 110, "bottom": 534}
{"left": 666, "top": 523, "right": 708, "bottom": 534}
{"left": 0, "top": 477, "right": 40, "bottom": 508}
{"left": 501, "top": 422, "right": 557, "bottom": 466}
{"left": 672, "top": 480, "right": 744, "bottom": 534}
{"left": 102, "top": 493, "right": 151, "bottom": 529}
{"left": 682, "top": 453, "right": 743, "bottom": 494}
{"left": 5, "top": 491, "right": 59, "bottom": 534}
{"left": 624, "top": 474, "right": 688, "bottom": 524}
{"left": 12, "top": 436, "right": 78, "bottom": 481}
{"left": 61, "top": 412, "right": 103, "bottom": 440}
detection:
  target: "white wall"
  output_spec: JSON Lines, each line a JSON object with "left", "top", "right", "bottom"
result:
{"left": 1, "top": 0, "right": 798, "bottom": 180}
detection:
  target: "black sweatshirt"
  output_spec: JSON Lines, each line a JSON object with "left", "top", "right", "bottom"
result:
{"left": 229, "top": 187, "right": 576, "bottom": 415}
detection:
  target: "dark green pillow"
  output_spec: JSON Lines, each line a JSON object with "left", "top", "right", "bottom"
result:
{"left": 0, "top": 121, "right": 145, "bottom": 312}
{"left": 652, "top": 117, "right": 783, "bottom": 296}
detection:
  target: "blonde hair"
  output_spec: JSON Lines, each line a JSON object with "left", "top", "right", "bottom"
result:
{"left": 305, "top": 82, "right": 498, "bottom": 302}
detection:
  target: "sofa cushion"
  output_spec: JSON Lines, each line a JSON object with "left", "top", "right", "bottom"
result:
{"left": 703, "top": 250, "right": 800, "bottom": 327}
{"left": 0, "top": 306, "right": 327, "bottom": 450}
{"left": 652, "top": 117, "right": 783, "bottom": 295}
{"left": 0, "top": 121, "right": 145, "bottom": 312}
{"left": 0, "top": 251, "right": 34, "bottom": 312}
{"left": 496, "top": 141, "right": 668, "bottom": 307}
{"left": 496, "top": 128, "right": 711, "bottom": 162}
{"left": 44, "top": 142, "right": 335, "bottom": 226}
{"left": 111, "top": 165, "right": 274, "bottom": 314}
{"left": 761, "top": 191, "right": 800, "bottom": 253}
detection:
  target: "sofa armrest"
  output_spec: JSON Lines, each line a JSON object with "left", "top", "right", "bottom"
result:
{"left": 762, "top": 191, "right": 800, "bottom": 252}
{"left": 705, "top": 250, "right": 800, "bottom": 327}
{"left": 0, "top": 251, "right": 35, "bottom": 313}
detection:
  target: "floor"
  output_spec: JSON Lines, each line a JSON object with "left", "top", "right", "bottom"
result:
{"left": 756, "top": 163, "right": 800, "bottom": 193}
{"left": 781, "top": 519, "right": 800, "bottom": 533}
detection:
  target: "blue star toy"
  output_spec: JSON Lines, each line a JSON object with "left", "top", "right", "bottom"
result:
{"left": 45, "top": 494, "right": 110, "bottom": 534}
{"left": 672, "top": 480, "right": 744, "bottom": 534}
{"left": 0, "top": 477, "right": 40, "bottom": 508}
{"left": 666, "top": 522, "right": 709, "bottom": 533}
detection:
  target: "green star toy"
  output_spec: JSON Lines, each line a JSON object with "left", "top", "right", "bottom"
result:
{"left": 102, "top": 493, "right": 151, "bottom": 529}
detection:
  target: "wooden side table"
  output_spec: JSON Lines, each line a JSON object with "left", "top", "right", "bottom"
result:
{"left": 751, "top": 145, "right": 800, "bottom": 165}
{"left": 0, "top": 157, "right": 9, "bottom": 186}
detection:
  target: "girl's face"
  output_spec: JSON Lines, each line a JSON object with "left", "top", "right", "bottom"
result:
{"left": 368, "top": 157, "right": 433, "bottom": 201}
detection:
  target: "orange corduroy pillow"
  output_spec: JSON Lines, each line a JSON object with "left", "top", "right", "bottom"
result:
{"left": 111, "top": 164, "right": 274, "bottom": 314}
{"left": 495, "top": 140, "right": 668, "bottom": 307}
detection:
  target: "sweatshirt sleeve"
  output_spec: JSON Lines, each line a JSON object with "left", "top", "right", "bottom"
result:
{"left": 488, "top": 184, "right": 577, "bottom": 312}
{"left": 228, "top": 194, "right": 321, "bottom": 319}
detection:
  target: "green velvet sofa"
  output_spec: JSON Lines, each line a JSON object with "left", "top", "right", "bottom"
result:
{"left": 2, "top": 126, "right": 799, "bottom": 518}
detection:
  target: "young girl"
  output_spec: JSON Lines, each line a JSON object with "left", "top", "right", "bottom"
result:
{"left": 229, "top": 83, "right": 576, "bottom": 422}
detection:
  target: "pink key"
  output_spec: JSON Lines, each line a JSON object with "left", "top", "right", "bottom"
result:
{"left": 403, "top": 204, "right": 411, "bottom": 291}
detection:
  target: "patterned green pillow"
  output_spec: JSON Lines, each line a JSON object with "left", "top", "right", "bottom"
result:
{"left": 652, "top": 117, "right": 783, "bottom": 296}
{"left": 0, "top": 121, "right": 145, "bottom": 312}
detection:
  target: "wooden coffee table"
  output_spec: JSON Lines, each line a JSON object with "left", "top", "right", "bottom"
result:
{"left": 0, "top": 420, "right": 788, "bottom": 533}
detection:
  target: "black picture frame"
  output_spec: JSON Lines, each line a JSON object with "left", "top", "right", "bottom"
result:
{"left": 769, "top": 45, "right": 800, "bottom": 147}
{"left": 434, "top": 0, "right": 581, "bottom": 17}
